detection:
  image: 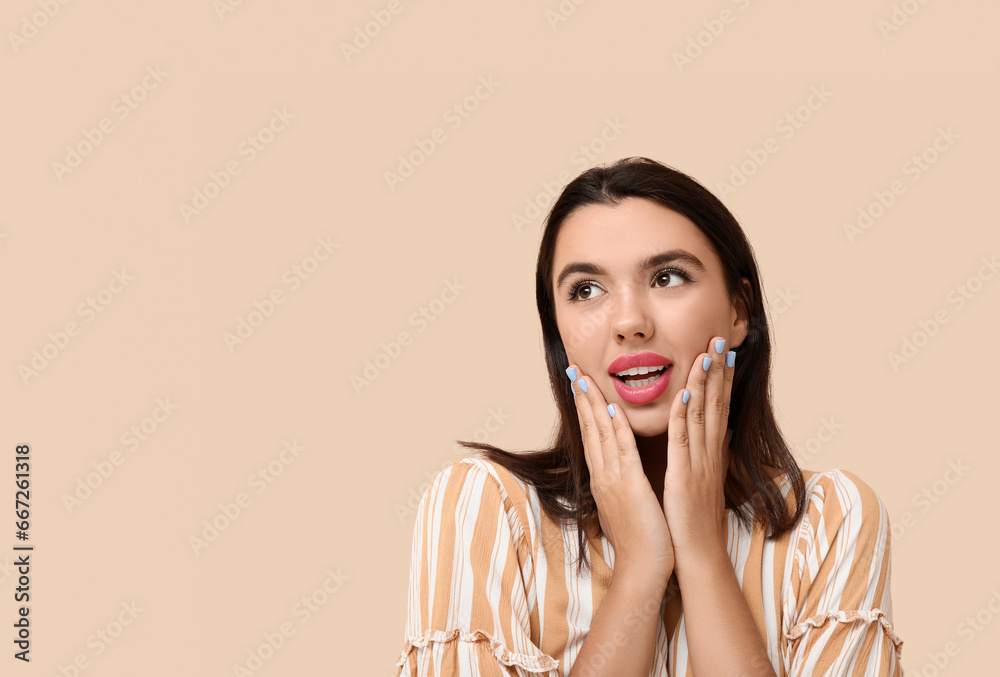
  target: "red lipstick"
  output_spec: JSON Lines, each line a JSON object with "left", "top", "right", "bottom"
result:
{"left": 607, "top": 352, "right": 672, "bottom": 405}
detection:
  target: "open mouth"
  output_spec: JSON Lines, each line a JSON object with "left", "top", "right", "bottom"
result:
{"left": 613, "top": 365, "right": 667, "bottom": 388}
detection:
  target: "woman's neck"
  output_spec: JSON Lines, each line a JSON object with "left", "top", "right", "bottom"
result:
{"left": 636, "top": 432, "right": 670, "bottom": 504}
{"left": 636, "top": 432, "right": 750, "bottom": 507}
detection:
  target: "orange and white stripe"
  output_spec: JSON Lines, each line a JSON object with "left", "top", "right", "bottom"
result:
{"left": 395, "top": 456, "right": 904, "bottom": 676}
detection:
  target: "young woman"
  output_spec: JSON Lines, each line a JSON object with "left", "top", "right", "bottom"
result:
{"left": 395, "top": 157, "right": 904, "bottom": 676}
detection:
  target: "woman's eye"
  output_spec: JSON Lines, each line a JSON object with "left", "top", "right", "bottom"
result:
{"left": 654, "top": 269, "right": 688, "bottom": 288}
{"left": 569, "top": 269, "right": 688, "bottom": 301}
{"left": 572, "top": 283, "right": 604, "bottom": 301}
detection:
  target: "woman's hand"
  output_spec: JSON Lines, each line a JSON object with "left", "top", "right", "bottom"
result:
{"left": 567, "top": 366, "right": 674, "bottom": 587}
{"left": 662, "top": 336, "right": 735, "bottom": 577}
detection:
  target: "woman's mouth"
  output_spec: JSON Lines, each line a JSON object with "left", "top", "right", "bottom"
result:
{"left": 614, "top": 366, "right": 667, "bottom": 388}
{"left": 611, "top": 365, "right": 672, "bottom": 404}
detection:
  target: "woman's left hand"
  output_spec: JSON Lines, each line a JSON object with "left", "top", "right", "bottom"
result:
{"left": 661, "top": 335, "right": 735, "bottom": 576}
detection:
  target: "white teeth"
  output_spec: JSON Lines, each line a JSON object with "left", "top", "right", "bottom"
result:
{"left": 615, "top": 365, "right": 665, "bottom": 377}
{"left": 620, "top": 372, "right": 664, "bottom": 388}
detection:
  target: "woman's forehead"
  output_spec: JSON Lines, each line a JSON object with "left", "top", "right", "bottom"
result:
{"left": 553, "top": 199, "right": 716, "bottom": 270}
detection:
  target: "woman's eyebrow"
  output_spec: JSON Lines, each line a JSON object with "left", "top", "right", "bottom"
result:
{"left": 555, "top": 249, "right": 707, "bottom": 291}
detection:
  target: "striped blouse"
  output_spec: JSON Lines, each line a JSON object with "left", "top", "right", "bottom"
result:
{"left": 395, "top": 456, "right": 904, "bottom": 676}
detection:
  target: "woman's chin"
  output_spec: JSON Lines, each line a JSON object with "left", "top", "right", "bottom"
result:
{"left": 623, "top": 413, "right": 669, "bottom": 438}
{"left": 616, "top": 393, "right": 671, "bottom": 418}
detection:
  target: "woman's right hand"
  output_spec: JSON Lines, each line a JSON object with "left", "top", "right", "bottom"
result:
{"left": 567, "top": 365, "right": 674, "bottom": 587}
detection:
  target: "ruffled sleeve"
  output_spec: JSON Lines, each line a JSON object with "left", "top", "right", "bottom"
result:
{"left": 782, "top": 469, "right": 904, "bottom": 676}
{"left": 395, "top": 458, "right": 560, "bottom": 677}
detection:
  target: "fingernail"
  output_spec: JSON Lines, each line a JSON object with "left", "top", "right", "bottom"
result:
{"left": 577, "top": 378, "right": 588, "bottom": 394}
{"left": 702, "top": 356, "right": 713, "bottom": 371}
{"left": 682, "top": 389, "right": 690, "bottom": 404}
{"left": 715, "top": 338, "right": 726, "bottom": 354}
{"left": 565, "top": 366, "right": 577, "bottom": 381}
{"left": 726, "top": 351, "right": 735, "bottom": 368}
{"left": 607, "top": 404, "right": 615, "bottom": 418}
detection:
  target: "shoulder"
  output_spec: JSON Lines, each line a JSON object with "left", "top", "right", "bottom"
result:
{"left": 434, "top": 456, "right": 534, "bottom": 505}
{"left": 794, "top": 467, "right": 892, "bottom": 558}
{"left": 800, "top": 467, "right": 889, "bottom": 519}
{"left": 423, "top": 456, "right": 535, "bottom": 544}
{"left": 781, "top": 469, "right": 903, "bottom": 665}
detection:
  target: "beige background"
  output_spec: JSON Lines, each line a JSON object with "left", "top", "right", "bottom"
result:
{"left": 1, "top": 1, "right": 997, "bottom": 674}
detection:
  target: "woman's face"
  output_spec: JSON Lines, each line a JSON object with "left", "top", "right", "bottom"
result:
{"left": 552, "top": 197, "right": 748, "bottom": 438}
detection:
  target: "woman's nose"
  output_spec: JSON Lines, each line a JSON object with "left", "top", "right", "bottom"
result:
{"left": 610, "top": 292, "right": 653, "bottom": 339}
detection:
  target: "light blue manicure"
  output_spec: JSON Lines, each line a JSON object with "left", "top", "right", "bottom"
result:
{"left": 577, "top": 378, "right": 587, "bottom": 393}
{"left": 682, "top": 390, "right": 690, "bottom": 404}
{"left": 702, "top": 356, "right": 713, "bottom": 371}
{"left": 607, "top": 404, "right": 615, "bottom": 418}
{"left": 565, "top": 366, "right": 577, "bottom": 381}
{"left": 726, "top": 351, "right": 735, "bottom": 368}
{"left": 715, "top": 339, "right": 726, "bottom": 354}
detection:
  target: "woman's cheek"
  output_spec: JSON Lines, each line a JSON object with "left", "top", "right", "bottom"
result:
{"left": 562, "top": 309, "right": 609, "bottom": 353}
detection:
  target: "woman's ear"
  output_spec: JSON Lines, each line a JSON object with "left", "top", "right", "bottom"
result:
{"left": 730, "top": 277, "right": 752, "bottom": 349}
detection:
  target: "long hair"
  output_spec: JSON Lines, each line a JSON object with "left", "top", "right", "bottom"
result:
{"left": 457, "top": 156, "right": 806, "bottom": 574}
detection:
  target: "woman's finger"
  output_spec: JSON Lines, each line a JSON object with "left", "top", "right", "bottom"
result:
{"left": 576, "top": 372, "right": 619, "bottom": 476}
{"left": 567, "top": 365, "right": 603, "bottom": 476}
{"left": 684, "top": 350, "right": 712, "bottom": 467}
{"left": 606, "top": 400, "right": 643, "bottom": 480}
{"left": 702, "top": 337, "right": 729, "bottom": 462}
{"left": 722, "top": 347, "right": 736, "bottom": 444}
{"left": 667, "top": 380, "right": 692, "bottom": 477}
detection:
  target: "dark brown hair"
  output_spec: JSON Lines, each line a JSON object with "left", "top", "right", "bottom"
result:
{"left": 457, "top": 156, "right": 806, "bottom": 574}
